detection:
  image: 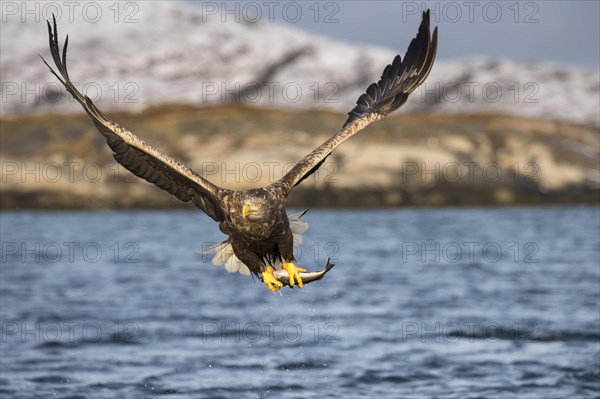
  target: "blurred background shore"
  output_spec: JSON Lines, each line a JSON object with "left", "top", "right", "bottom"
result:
{"left": 1, "top": 106, "right": 599, "bottom": 209}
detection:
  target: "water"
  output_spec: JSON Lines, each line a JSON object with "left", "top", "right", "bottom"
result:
{"left": 1, "top": 206, "right": 599, "bottom": 398}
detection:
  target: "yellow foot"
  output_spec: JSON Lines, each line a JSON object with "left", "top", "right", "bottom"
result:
{"left": 262, "top": 266, "right": 283, "bottom": 292}
{"left": 282, "top": 262, "right": 307, "bottom": 288}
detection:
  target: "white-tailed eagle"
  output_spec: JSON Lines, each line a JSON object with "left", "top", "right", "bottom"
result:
{"left": 42, "top": 11, "right": 438, "bottom": 291}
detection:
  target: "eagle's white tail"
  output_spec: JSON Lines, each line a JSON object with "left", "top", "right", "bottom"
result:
{"left": 201, "top": 210, "right": 309, "bottom": 275}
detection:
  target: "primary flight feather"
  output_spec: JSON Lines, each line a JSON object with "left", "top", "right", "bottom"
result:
{"left": 42, "top": 11, "right": 438, "bottom": 292}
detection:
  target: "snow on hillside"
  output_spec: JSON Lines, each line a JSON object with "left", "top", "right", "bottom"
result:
{"left": 2, "top": 1, "right": 599, "bottom": 126}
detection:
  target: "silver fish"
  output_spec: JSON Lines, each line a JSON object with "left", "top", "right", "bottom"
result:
{"left": 272, "top": 258, "right": 335, "bottom": 288}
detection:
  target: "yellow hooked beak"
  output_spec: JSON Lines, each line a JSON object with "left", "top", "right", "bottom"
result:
{"left": 242, "top": 204, "right": 251, "bottom": 219}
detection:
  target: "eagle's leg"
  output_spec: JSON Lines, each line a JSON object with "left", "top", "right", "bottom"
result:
{"left": 282, "top": 262, "right": 307, "bottom": 288}
{"left": 262, "top": 266, "right": 283, "bottom": 292}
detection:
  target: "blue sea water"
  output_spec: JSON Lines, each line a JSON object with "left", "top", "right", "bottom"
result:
{"left": 1, "top": 206, "right": 599, "bottom": 398}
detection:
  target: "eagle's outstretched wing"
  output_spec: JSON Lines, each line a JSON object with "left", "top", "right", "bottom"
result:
{"left": 273, "top": 10, "right": 438, "bottom": 193}
{"left": 41, "top": 16, "right": 227, "bottom": 222}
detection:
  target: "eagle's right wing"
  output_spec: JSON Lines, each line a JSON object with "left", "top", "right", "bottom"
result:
{"left": 42, "top": 17, "right": 227, "bottom": 222}
{"left": 273, "top": 10, "right": 438, "bottom": 193}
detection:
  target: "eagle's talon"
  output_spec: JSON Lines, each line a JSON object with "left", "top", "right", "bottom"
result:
{"left": 262, "top": 266, "right": 283, "bottom": 292}
{"left": 283, "top": 262, "right": 307, "bottom": 288}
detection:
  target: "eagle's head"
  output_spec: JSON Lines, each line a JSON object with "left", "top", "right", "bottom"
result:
{"left": 231, "top": 190, "right": 279, "bottom": 238}
{"left": 241, "top": 197, "right": 268, "bottom": 221}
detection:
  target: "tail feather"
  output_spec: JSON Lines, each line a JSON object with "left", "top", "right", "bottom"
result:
{"left": 288, "top": 210, "right": 309, "bottom": 241}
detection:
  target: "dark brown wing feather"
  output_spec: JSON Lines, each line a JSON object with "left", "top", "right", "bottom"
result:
{"left": 41, "top": 16, "right": 227, "bottom": 221}
{"left": 345, "top": 10, "right": 438, "bottom": 127}
{"left": 273, "top": 10, "right": 438, "bottom": 193}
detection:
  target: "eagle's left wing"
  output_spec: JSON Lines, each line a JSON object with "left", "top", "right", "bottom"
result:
{"left": 273, "top": 10, "right": 437, "bottom": 193}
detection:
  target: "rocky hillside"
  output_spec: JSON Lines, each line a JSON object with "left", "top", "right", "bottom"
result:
{"left": 1, "top": 106, "right": 598, "bottom": 209}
